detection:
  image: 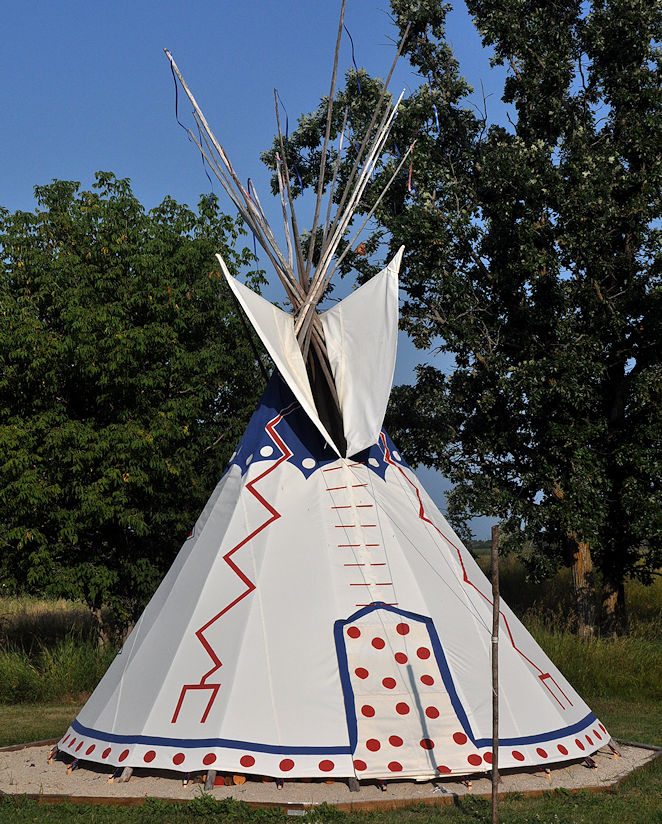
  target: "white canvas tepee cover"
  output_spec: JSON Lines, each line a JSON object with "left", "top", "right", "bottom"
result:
{"left": 59, "top": 258, "right": 607, "bottom": 780}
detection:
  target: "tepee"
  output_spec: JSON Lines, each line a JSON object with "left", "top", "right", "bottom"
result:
{"left": 58, "top": 17, "right": 607, "bottom": 782}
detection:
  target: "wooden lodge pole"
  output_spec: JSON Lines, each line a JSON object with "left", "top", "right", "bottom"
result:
{"left": 491, "top": 523, "right": 500, "bottom": 824}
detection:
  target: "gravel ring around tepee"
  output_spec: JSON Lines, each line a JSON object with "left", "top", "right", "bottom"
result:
{"left": 0, "top": 739, "right": 659, "bottom": 810}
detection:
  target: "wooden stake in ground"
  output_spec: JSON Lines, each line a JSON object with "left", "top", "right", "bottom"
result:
{"left": 491, "top": 523, "right": 500, "bottom": 824}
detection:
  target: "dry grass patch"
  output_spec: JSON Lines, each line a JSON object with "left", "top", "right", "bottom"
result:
{"left": 0, "top": 596, "right": 96, "bottom": 651}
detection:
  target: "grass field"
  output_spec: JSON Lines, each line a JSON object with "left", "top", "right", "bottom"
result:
{"left": 1, "top": 565, "right": 661, "bottom": 822}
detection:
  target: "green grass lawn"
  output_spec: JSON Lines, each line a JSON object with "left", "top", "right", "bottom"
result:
{"left": 0, "top": 703, "right": 80, "bottom": 748}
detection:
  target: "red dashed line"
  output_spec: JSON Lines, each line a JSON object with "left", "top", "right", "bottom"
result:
{"left": 331, "top": 505, "right": 352, "bottom": 510}
{"left": 326, "top": 486, "right": 347, "bottom": 491}
{"left": 375, "top": 582, "right": 394, "bottom": 586}
{"left": 380, "top": 432, "right": 573, "bottom": 711}
{"left": 357, "top": 505, "right": 374, "bottom": 509}
{"left": 172, "top": 402, "right": 298, "bottom": 724}
{"left": 352, "top": 483, "right": 368, "bottom": 488}
{"left": 344, "top": 563, "right": 366, "bottom": 567}
{"left": 365, "top": 544, "right": 380, "bottom": 547}
{"left": 350, "top": 583, "right": 371, "bottom": 587}
{"left": 338, "top": 544, "right": 362, "bottom": 548}
{"left": 335, "top": 523, "right": 375, "bottom": 528}
{"left": 370, "top": 563, "right": 387, "bottom": 566}
{"left": 323, "top": 466, "right": 342, "bottom": 472}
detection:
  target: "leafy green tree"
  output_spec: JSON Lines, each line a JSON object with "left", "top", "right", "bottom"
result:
{"left": 270, "top": 0, "right": 662, "bottom": 633}
{"left": 0, "top": 173, "right": 266, "bottom": 638}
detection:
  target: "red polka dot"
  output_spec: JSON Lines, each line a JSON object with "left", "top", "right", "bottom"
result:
{"left": 599, "top": 723, "right": 606, "bottom": 733}
{"left": 512, "top": 750, "right": 525, "bottom": 761}
{"left": 396, "top": 623, "right": 410, "bottom": 635}
{"left": 593, "top": 729, "right": 602, "bottom": 740}
{"left": 437, "top": 765, "right": 451, "bottom": 774}
{"left": 417, "top": 646, "right": 431, "bottom": 659}
{"left": 557, "top": 745, "right": 568, "bottom": 755}
{"left": 279, "top": 758, "right": 294, "bottom": 771}
{"left": 86, "top": 745, "right": 95, "bottom": 756}
{"left": 420, "top": 674, "right": 434, "bottom": 686}
{"left": 319, "top": 760, "right": 334, "bottom": 772}
{"left": 394, "top": 652, "right": 408, "bottom": 664}
{"left": 483, "top": 752, "right": 493, "bottom": 764}
{"left": 143, "top": 750, "right": 156, "bottom": 763}
{"left": 361, "top": 704, "right": 375, "bottom": 717}
{"left": 240, "top": 755, "right": 255, "bottom": 768}
{"left": 354, "top": 759, "right": 367, "bottom": 771}
{"left": 119, "top": 749, "right": 129, "bottom": 762}
{"left": 382, "top": 677, "right": 396, "bottom": 689}
{"left": 420, "top": 739, "right": 435, "bottom": 750}
{"left": 388, "top": 761, "right": 403, "bottom": 772}
{"left": 425, "top": 706, "right": 439, "bottom": 719}
{"left": 202, "top": 753, "right": 216, "bottom": 766}
{"left": 102, "top": 748, "right": 111, "bottom": 759}
{"left": 468, "top": 754, "right": 483, "bottom": 767}
{"left": 76, "top": 741, "right": 84, "bottom": 752}
{"left": 536, "top": 748, "right": 548, "bottom": 759}
{"left": 173, "top": 753, "right": 185, "bottom": 765}
{"left": 372, "top": 637, "right": 385, "bottom": 650}
{"left": 366, "top": 739, "right": 381, "bottom": 752}
{"left": 586, "top": 735, "right": 593, "bottom": 746}
{"left": 389, "top": 735, "right": 403, "bottom": 747}
{"left": 453, "top": 732, "right": 468, "bottom": 746}
{"left": 575, "top": 739, "right": 585, "bottom": 751}
{"left": 347, "top": 626, "right": 360, "bottom": 638}
{"left": 396, "top": 702, "right": 410, "bottom": 715}
{"left": 355, "top": 667, "right": 369, "bottom": 679}
{"left": 68, "top": 738, "right": 76, "bottom": 748}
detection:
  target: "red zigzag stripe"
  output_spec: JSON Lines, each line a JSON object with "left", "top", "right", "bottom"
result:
{"left": 197, "top": 403, "right": 298, "bottom": 683}
{"left": 171, "top": 403, "right": 298, "bottom": 723}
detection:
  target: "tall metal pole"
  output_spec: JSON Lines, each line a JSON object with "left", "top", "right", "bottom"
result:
{"left": 491, "top": 523, "right": 500, "bottom": 824}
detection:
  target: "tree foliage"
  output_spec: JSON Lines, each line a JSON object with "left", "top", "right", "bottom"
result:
{"left": 271, "top": 0, "right": 662, "bottom": 631}
{"left": 0, "top": 173, "right": 266, "bottom": 631}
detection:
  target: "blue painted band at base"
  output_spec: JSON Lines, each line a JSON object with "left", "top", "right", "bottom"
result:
{"left": 69, "top": 719, "right": 351, "bottom": 755}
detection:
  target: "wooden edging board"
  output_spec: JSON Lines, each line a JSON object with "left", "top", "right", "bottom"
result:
{"left": 1, "top": 741, "right": 660, "bottom": 812}
{"left": 0, "top": 737, "right": 60, "bottom": 753}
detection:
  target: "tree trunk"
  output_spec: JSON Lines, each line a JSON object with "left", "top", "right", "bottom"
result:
{"left": 601, "top": 579, "right": 628, "bottom": 637}
{"left": 571, "top": 541, "right": 597, "bottom": 639}
{"left": 91, "top": 607, "right": 111, "bottom": 648}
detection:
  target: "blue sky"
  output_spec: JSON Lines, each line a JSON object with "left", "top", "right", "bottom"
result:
{"left": 2, "top": 1, "right": 507, "bottom": 538}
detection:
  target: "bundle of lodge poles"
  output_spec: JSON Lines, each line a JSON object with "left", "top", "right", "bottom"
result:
{"left": 164, "top": 1, "right": 413, "bottom": 426}
{"left": 165, "top": 3, "right": 502, "bottom": 819}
